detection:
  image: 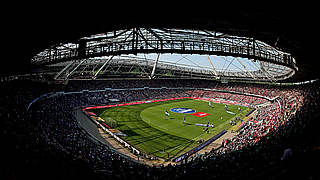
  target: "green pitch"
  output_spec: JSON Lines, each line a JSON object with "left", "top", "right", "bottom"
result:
{"left": 87, "top": 99, "right": 249, "bottom": 160}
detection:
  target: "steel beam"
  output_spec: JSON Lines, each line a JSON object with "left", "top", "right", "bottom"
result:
{"left": 236, "top": 57, "right": 256, "bottom": 79}
{"left": 65, "top": 59, "right": 86, "bottom": 79}
{"left": 150, "top": 53, "right": 160, "bottom": 79}
{"left": 54, "top": 61, "right": 75, "bottom": 80}
{"left": 206, "top": 55, "right": 219, "bottom": 78}
{"left": 92, "top": 56, "right": 114, "bottom": 79}
{"left": 32, "top": 28, "right": 296, "bottom": 74}
{"left": 259, "top": 61, "right": 276, "bottom": 82}
{"left": 31, "top": 28, "right": 297, "bottom": 82}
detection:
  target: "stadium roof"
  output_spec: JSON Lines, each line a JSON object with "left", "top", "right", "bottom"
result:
{"left": 4, "top": 6, "right": 317, "bottom": 82}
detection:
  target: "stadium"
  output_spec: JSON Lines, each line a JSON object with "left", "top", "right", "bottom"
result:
{"left": 2, "top": 8, "right": 319, "bottom": 180}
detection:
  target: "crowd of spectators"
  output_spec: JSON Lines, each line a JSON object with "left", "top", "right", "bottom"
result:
{"left": 188, "top": 90, "right": 268, "bottom": 105}
{"left": 1, "top": 78, "right": 319, "bottom": 179}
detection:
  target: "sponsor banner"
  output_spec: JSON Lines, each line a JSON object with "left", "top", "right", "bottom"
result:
{"left": 83, "top": 97, "right": 193, "bottom": 111}
{"left": 85, "top": 112, "right": 140, "bottom": 155}
{"left": 226, "top": 111, "right": 236, "bottom": 115}
{"left": 170, "top": 108, "right": 196, "bottom": 114}
{"left": 190, "top": 112, "right": 211, "bottom": 117}
{"left": 193, "top": 97, "right": 250, "bottom": 107}
{"left": 195, "top": 123, "right": 214, "bottom": 127}
{"left": 114, "top": 132, "right": 127, "bottom": 136}
{"left": 82, "top": 96, "right": 250, "bottom": 112}
{"left": 172, "top": 130, "right": 227, "bottom": 162}
{"left": 101, "top": 122, "right": 111, "bottom": 129}
{"left": 86, "top": 111, "right": 97, "bottom": 116}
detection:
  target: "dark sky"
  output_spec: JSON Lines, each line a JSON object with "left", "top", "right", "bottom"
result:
{"left": 2, "top": 4, "right": 317, "bottom": 78}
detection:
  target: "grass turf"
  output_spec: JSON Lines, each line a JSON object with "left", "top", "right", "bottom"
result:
{"left": 88, "top": 99, "right": 249, "bottom": 160}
